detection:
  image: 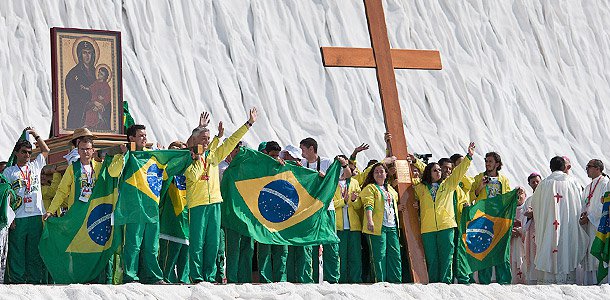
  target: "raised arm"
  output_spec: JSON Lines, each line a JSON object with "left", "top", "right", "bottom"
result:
{"left": 445, "top": 142, "right": 475, "bottom": 192}
{"left": 26, "top": 127, "right": 50, "bottom": 159}
{"left": 207, "top": 108, "right": 257, "bottom": 165}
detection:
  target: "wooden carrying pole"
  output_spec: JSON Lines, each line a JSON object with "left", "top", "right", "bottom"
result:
{"left": 320, "top": 0, "right": 443, "bottom": 283}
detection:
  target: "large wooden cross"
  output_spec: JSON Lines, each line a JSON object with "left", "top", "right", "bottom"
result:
{"left": 321, "top": 0, "right": 442, "bottom": 283}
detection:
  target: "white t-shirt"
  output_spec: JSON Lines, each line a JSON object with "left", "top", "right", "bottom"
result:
{"left": 301, "top": 156, "right": 334, "bottom": 211}
{"left": 2, "top": 154, "right": 47, "bottom": 218}
{"left": 218, "top": 159, "right": 230, "bottom": 181}
{"left": 339, "top": 179, "right": 350, "bottom": 230}
{"left": 380, "top": 185, "right": 396, "bottom": 228}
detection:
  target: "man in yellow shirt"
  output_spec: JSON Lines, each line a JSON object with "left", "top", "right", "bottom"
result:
{"left": 470, "top": 151, "right": 511, "bottom": 284}
{"left": 185, "top": 108, "right": 257, "bottom": 283}
{"left": 109, "top": 124, "right": 166, "bottom": 284}
{"left": 44, "top": 137, "right": 102, "bottom": 219}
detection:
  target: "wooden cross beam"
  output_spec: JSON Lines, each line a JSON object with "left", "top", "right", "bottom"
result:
{"left": 321, "top": 0, "right": 442, "bottom": 283}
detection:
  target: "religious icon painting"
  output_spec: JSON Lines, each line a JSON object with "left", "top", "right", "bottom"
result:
{"left": 51, "top": 27, "right": 123, "bottom": 136}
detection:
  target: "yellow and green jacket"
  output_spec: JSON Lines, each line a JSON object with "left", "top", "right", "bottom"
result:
{"left": 335, "top": 178, "right": 363, "bottom": 231}
{"left": 470, "top": 172, "right": 511, "bottom": 203}
{"left": 42, "top": 172, "right": 62, "bottom": 211}
{"left": 454, "top": 185, "right": 468, "bottom": 224}
{"left": 352, "top": 164, "right": 373, "bottom": 188}
{"left": 459, "top": 175, "right": 475, "bottom": 194}
{"left": 185, "top": 124, "right": 249, "bottom": 208}
{"left": 360, "top": 183, "right": 399, "bottom": 235}
{"left": 414, "top": 155, "right": 472, "bottom": 234}
{"left": 48, "top": 160, "right": 103, "bottom": 214}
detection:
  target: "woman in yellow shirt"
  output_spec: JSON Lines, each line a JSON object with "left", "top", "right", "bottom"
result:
{"left": 414, "top": 142, "right": 475, "bottom": 283}
{"left": 360, "top": 162, "right": 401, "bottom": 283}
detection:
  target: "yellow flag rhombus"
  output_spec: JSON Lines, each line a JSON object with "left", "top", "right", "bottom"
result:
{"left": 463, "top": 209, "right": 512, "bottom": 261}
{"left": 65, "top": 191, "right": 117, "bottom": 253}
{"left": 168, "top": 176, "right": 187, "bottom": 216}
{"left": 235, "top": 171, "right": 324, "bottom": 233}
{"left": 125, "top": 157, "right": 168, "bottom": 204}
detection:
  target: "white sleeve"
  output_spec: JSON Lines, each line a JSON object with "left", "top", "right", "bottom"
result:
{"left": 32, "top": 153, "right": 47, "bottom": 172}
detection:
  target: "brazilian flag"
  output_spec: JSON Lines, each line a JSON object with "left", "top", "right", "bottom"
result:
{"left": 591, "top": 191, "right": 610, "bottom": 284}
{"left": 6, "top": 129, "right": 28, "bottom": 167}
{"left": 458, "top": 189, "right": 518, "bottom": 272}
{"left": 0, "top": 174, "right": 17, "bottom": 229}
{"left": 114, "top": 150, "right": 192, "bottom": 225}
{"left": 158, "top": 175, "right": 189, "bottom": 244}
{"left": 39, "top": 158, "right": 120, "bottom": 284}
{"left": 221, "top": 148, "right": 340, "bottom": 246}
{"left": 123, "top": 101, "right": 135, "bottom": 132}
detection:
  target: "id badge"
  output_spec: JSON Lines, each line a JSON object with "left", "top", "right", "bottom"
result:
{"left": 79, "top": 187, "right": 93, "bottom": 203}
{"left": 23, "top": 196, "right": 35, "bottom": 213}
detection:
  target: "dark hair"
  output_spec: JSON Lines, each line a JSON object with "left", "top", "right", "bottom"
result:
{"left": 438, "top": 158, "right": 452, "bottom": 167}
{"left": 126, "top": 124, "right": 146, "bottom": 142}
{"left": 264, "top": 141, "right": 281, "bottom": 153}
{"left": 99, "top": 67, "right": 109, "bottom": 80}
{"left": 366, "top": 159, "right": 378, "bottom": 168}
{"left": 449, "top": 153, "right": 463, "bottom": 164}
{"left": 362, "top": 163, "right": 389, "bottom": 188}
{"left": 421, "top": 163, "right": 440, "bottom": 185}
{"left": 589, "top": 159, "right": 604, "bottom": 172}
{"left": 77, "top": 137, "right": 94, "bottom": 148}
{"left": 485, "top": 152, "right": 503, "bottom": 171}
{"left": 527, "top": 173, "right": 541, "bottom": 183}
{"left": 13, "top": 139, "right": 32, "bottom": 153}
{"left": 550, "top": 156, "right": 566, "bottom": 172}
{"left": 299, "top": 137, "right": 318, "bottom": 153}
{"left": 77, "top": 41, "right": 95, "bottom": 66}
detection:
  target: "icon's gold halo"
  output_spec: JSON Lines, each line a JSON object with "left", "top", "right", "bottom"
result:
{"left": 72, "top": 36, "right": 100, "bottom": 66}
{"left": 96, "top": 64, "right": 112, "bottom": 82}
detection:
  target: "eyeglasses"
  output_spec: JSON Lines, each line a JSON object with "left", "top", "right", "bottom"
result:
{"left": 79, "top": 148, "right": 95, "bottom": 152}
{"left": 19, "top": 150, "right": 32, "bottom": 155}
{"left": 586, "top": 165, "right": 598, "bottom": 170}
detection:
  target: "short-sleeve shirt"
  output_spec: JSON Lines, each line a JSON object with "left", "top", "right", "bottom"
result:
{"left": 2, "top": 154, "right": 47, "bottom": 218}
{"left": 301, "top": 156, "right": 334, "bottom": 211}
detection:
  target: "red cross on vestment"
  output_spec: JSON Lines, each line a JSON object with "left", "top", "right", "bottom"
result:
{"left": 554, "top": 193, "right": 563, "bottom": 203}
{"left": 553, "top": 219, "right": 560, "bottom": 230}
{"left": 552, "top": 249, "right": 558, "bottom": 253}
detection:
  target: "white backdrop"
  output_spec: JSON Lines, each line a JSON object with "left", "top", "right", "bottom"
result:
{"left": 1, "top": 0, "right": 609, "bottom": 189}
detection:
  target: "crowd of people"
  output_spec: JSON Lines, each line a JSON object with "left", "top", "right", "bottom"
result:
{"left": 0, "top": 109, "right": 607, "bottom": 286}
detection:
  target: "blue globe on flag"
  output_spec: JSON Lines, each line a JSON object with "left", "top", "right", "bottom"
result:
{"left": 599, "top": 202, "right": 610, "bottom": 234}
{"left": 147, "top": 164, "right": 164, "bottom": 197}
{"left": 258, "top": 180, "right": 299, "bottom": 223}
{"left": 465, "top": 216, "right": 495, "bottom": 254}
{"left": 86, "top": 203, "right": 113, "bottom": 246}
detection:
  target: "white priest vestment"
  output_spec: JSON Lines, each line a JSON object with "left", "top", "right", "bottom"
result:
{"left": 531, "top": 171, "right": 588, "bottom": 284}
{"left": 577, "top": 175, "right": 609, "bottom": 285}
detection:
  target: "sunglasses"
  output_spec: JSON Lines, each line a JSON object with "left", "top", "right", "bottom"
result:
{"left": 19, "top": 150, "right": 32, "bottom": 155}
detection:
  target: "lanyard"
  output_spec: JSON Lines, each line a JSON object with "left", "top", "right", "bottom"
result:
{"left": 307, "top": 156, "right": 321, "bottom": 171}
{"left": 199, "top": 150, "right": 210, "bottom": 180}
{"left": 586, "top": 177, "right": 602, "bottom": 206}
{"left": 19, "top": 165, "right": 31, "bottom": 193}
{"left": 375, "top": 184, "right": 393, "bottom": 207}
